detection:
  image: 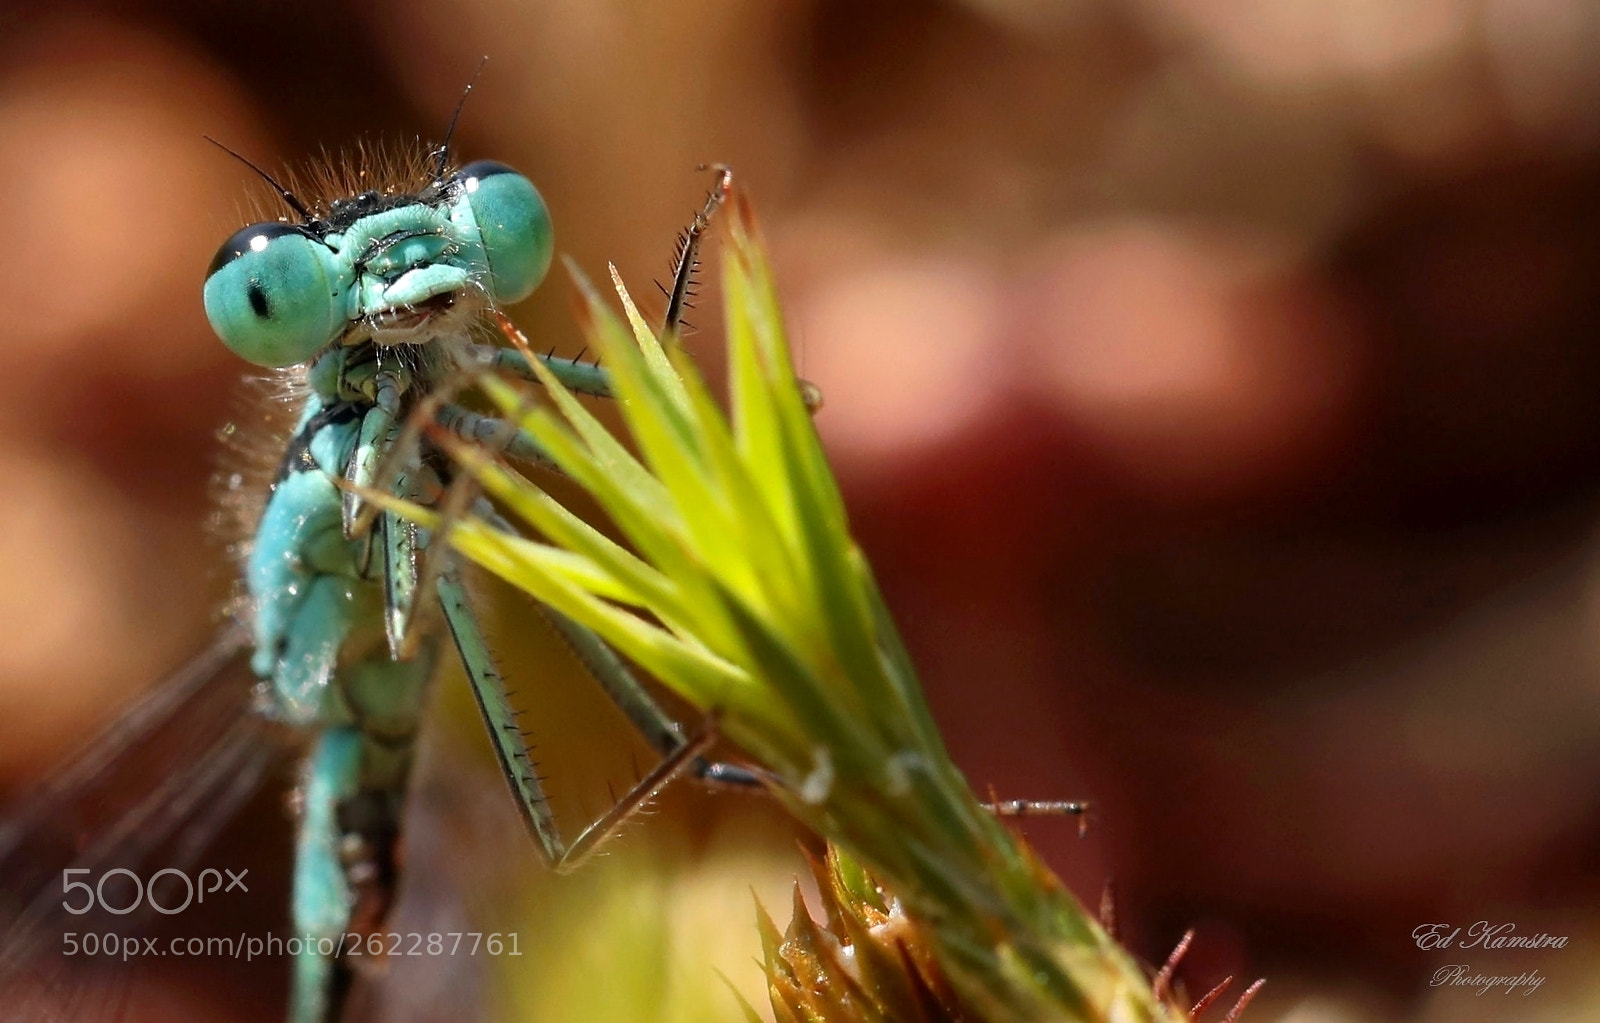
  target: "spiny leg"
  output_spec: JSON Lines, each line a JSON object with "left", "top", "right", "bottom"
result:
{"left": 446, "top": 507, "right": 1054, "bottom": 801}
{"left": 470, "top": 166, "right": 824, "bottom": 413}
{"left": 659, "top": 167, "right": 823, "bottom": 409}
{"left": 473, "top": 501, "right": 765, "bottom": 790}
{"left": 981, "top": 781, "right": 1090, "bottom": 835}
{"left": 415, "top": 475, "right": 777, "bottom": 793}
{"left": 397, "top": 465, "right": 477, "bottom": 662}
{"left": 346, "top": 384, "right": 547, "bottom": 663}
{"left": 381, "top": 509, "right": 422, "bottom": 661}
{"left": 434, "top": 570, "right": 561, "bottom": 864}
{"left": 369, "top": 433, "right": 446, "bottom": 660}
{"left": 465, "top": 323, "right": 613, "bottom": 397}
{"left": 394, "top": 167, "right": 775, "bottom": 824}
{"left": 660, "top": 164, "right": 732, "bottom": 335}
{"left": 984, "top": 798, "right": 1090, "bottom": 839}
{"left": 453, "top": 179, "right": 810, "bottom": 793}
{"left": 346, "top": 353, "right": 557, "bottom": 551}
{"left": 471, "top": 164, "right": 733, "bottom": 387}
{"left": 352, "top": 355, "right": 563, "bottom": 554}
{"left": 412, "top": 400, "right": 852, "bottom": 805}
{"left": 434, "top": 569, "right": 725, "bottom": 872}
{"left": 984, "top": 798, "right": 1090, "bottom": 817}
{"left": 557, "top": 713, "right": 718, "bottom": 870}
{"left": 465, "top": 168, "right": 733, "bottom": 388}
{"left": 435, "top": 403, "right": 559, "bottom": 470}
{"left": 375, "top": 406, "right": 766, "bottom": 795}
{"left": 425, "top": 250, "right": 925, "bottom": 811}
{"left": 539, "top": 602, "right": 766, "bottom": 790}
{"left": 346, "top": 372, "right": 506, "bottom": 662}
{"left": 364, "top": 414, "right": 521, "bottom": 666}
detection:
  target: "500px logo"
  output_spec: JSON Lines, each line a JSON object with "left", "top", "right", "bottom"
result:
{"left": 61, "top": 867, "right": 248, "bottom": 916}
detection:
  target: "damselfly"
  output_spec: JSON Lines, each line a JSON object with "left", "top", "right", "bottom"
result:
{"left": 0, "top": 88, "right": 755, "bottom": 1023}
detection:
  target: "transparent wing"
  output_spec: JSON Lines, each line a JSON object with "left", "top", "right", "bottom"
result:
{"left": 0, "top": 622, "right": 301, "bottom": 1022}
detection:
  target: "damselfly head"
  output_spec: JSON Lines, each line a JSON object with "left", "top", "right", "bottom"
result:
{"left": 203, "top": 148, "right": 552, "bottom": 368}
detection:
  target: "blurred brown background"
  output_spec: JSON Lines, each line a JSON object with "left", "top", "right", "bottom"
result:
{"left": 2, "top": 0, "right": 1599, "bottom": 1020}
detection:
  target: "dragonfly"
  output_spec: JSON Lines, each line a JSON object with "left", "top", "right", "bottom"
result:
{"left": 0, "top": 91, "right": 760, "bottom": 1022}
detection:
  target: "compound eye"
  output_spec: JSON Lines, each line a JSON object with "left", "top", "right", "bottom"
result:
{"left": 452, "top": 160, "right": 553, "bottom": 304}
{"left": 203, "top": 223, "right": 343, "bottom": 368}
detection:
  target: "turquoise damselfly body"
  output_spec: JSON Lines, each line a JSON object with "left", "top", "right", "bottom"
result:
{"left": 0, "top": 110, "right": 756, "bottom": 1021}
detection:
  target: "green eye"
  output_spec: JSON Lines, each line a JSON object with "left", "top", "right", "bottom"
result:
{"left": 453, "top": 161, "right": 552, "bottom": 304}
{"left": 203, "top": 223, "right": 345, "bottom": 368}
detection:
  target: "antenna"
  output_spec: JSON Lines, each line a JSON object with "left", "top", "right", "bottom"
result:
{"left": 435, "top": 56, "right": 490, "bottom": 183}
{"left": 203, "top": 136, "right": 313, "bottom": 222}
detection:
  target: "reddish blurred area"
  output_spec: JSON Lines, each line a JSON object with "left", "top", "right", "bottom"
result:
{"left": 2, "top": 0, "right": 1600, "bottom": 1019}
